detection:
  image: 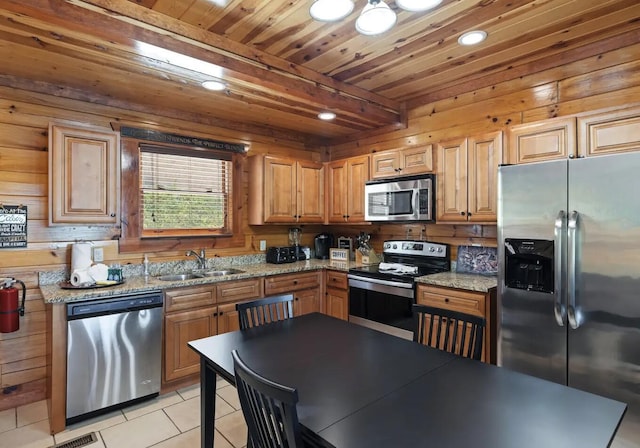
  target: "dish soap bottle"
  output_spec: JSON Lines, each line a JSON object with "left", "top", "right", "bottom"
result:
{"left": 143, "top": 254, "right": 149, "bottom": 277}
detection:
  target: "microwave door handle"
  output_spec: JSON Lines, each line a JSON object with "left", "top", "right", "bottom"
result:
{"left": 412, "top": 189, "right": 419, "bottom": 219}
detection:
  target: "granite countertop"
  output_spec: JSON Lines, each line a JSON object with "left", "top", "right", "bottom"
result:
{"left": 40, "top": 259, "right": 353, "bottom": 303}
{"left": 415, "top": 271, "right": 498, "bottom": 293}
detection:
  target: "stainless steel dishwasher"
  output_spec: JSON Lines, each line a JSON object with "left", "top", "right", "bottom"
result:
{"left": 66, "top": 291, "right": 163, "bottom": 424}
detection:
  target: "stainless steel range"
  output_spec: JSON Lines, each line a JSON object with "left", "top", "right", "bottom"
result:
{"left": 348, "top": 240, "right": 450, "bottom": 339}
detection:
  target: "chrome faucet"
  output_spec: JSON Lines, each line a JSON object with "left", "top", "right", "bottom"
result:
{"left": 186, "top": 249, "right": 207, "bottom": 270}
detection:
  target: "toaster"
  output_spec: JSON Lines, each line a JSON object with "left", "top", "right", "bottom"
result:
{"left": 266, "top": 246, "right": 296, "bottom": 264}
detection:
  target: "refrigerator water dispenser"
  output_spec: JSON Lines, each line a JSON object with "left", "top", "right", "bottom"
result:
{"left": 504, "top": 239, "right": 554, "bottom": 293}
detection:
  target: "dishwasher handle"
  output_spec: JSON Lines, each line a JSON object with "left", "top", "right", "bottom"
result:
{"left": 67, "top": 291, "right": 163, "bottom": 319}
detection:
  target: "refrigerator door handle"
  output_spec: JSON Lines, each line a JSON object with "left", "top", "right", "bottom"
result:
{"left": 567, "top": 210, "right": 583, "bottom": 329}
{"left": 553, "top": 210, "right": 566, "bottom": 326}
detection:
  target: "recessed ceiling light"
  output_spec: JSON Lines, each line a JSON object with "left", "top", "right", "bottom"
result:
{"left": 318, "top": 111, "right": 336, "bottom": 120}
{"left": 458, "top": 30, "right": 487, "bottom": 46}
{"left": 396, "top": 0, "right": 442, "bottom": 12}
{"left": 201, "top": 80, "right": 226, "bottom": 91}
{"left": 310, "top": 0, "right": 354, "bottom": 22}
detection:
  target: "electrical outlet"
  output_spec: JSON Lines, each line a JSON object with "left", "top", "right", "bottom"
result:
{"left": 259, "top": 240, "right": 267, "bottom": 251}
{"left": 93, "top": 247, "right": 104, "bottom": 262}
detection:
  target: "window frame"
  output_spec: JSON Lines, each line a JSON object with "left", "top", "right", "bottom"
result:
{"left": 138, "top": 144, "right": 233, "bottom": 238}
{"left": 119, "top": 137, "right": 245, "bottom": 253}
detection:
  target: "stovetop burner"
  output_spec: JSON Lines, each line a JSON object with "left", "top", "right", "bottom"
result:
{"left": 349, "top": 240, "right": 450, "bottom": 281}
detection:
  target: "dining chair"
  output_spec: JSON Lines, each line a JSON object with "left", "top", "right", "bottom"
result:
{"left": 412, "top": 304, "right": 486, "bottom": 361}
{"left": 232, "top": 349, "right": 304, "bottom": 448}
{"left": 236, "top": 294, "right": 294, "bottom": 330}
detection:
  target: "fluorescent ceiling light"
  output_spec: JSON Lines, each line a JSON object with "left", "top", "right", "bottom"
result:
{"left": 310, "top": 0, "right": 354, "bottom": 22}
{"left": 201, "top": 80, "right": 227, "bottom": 91}
{"left": 135, "top": 41, "right": 225, "bottom": 78}
{"left": 396, "top": 0, "right": 442, "bottom": 12}
{"left": 458, "top": 30, "right": 487, "bottom": 46}
{"left": 355, "top": 0, "right": 397, "bottom": 36}
{"left": 318, "top": 111, "right": 336, "bottom": 120}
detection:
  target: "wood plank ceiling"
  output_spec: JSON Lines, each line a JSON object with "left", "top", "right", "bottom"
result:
{"left": 0, "top": 0, "right": 638, "bottom": 144}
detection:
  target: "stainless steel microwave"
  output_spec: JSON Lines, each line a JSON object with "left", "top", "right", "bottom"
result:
{"left": 364, "top": 174, "right": 435, "bottom": 222}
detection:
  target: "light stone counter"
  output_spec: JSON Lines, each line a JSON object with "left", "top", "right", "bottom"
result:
{"left": 40, "top": 259, "right": 354, "bottom": 303}
{"left": 415, "top": 271, "right": 497, "bottom": 293}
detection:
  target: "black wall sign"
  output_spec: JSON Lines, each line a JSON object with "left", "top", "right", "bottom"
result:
{"left": 121, "top": 126, "right": 247, "bottom": 153}
{"left": 0, "top": 205, "right": 27, "bottom": 248}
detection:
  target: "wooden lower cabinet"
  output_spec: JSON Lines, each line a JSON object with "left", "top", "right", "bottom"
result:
{"left": 325, "top": 271, "right": 349, "bottom": 321}
{"left": 164, "top": 306, "right": 217, "bottom": 382}
{"left": 217, "top": 302, "right": 241, "bottom": 334}
{"left": 293, "top": 287, "right": 321, "bottom": 316}
{"left": 416, "top": 284, "right": 496, "bottom": 364}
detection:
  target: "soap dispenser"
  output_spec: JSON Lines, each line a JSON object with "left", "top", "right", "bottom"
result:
{"left": 143, "top": 254, "right": 150, "bottom": 277}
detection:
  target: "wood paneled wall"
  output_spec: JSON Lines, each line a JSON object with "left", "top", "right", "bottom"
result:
{"left": 1, "top": 39, "right": 640, "bottom": 410}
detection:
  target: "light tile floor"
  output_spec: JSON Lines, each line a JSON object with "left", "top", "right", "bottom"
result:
{"left": 0, "top": 378, "right": 246, "bottom": 448}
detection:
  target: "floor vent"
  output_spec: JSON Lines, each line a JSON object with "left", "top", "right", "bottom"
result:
{"left": 51, "top": 432, "right": 98, "bottom": 448}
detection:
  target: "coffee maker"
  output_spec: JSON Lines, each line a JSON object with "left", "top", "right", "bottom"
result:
{"left": 314, "top": 232, "right": 334, "bottom": 259}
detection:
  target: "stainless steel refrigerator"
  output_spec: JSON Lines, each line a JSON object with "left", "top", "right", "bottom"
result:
{"left": 497, "top": 152, "right": 640, "bottom": 445}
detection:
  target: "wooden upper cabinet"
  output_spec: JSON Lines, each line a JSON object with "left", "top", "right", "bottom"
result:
{"left": 507, "top": 117, "right": 576, "bottom": 164}
{"left": 326, "top": 155, "right": 369, "bottom": 223}
{"left": 467, "top": 132, "right": 503, "bottom": 222}
{"left": 578, "top": 106, "right": 640, "bottom": 157}
{"left": 248, "top": 154, "right": 324, "bottom": 224}
{"left": 48, "top": 123, "right": 120, "bottom": 225}
{"left": 436, "top": 138, "right": 468, "bottom": 222}
{"left": 437, "top": 132, "right": 502, "bottom": 223}
{"left": 371, "top": 145, "right": 433, "bottom": 179}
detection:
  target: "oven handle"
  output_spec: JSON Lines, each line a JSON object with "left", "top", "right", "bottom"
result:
{"left": 348, "top": 274, "right": 414, "bottom": 289}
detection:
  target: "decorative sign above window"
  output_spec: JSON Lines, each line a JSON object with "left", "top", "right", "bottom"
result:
{"left": 0, "top": 205, "right": 27, "bottom": 248}
{"left": 120, "top": 126, "right": 247, "bottom": 153}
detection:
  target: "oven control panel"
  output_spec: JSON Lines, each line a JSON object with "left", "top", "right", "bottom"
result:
{"left": 383, "top": 240, "right": 448, "bottom": 258}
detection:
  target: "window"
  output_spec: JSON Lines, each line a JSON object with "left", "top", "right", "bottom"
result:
{"left": 139, "top": 145, "right": 233, "bottom": 237}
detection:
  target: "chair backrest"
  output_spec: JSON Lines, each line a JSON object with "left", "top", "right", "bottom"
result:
{"left": 412, "top": 304, "right": 486, "bottom": 361}
{"left": 236, "top": 294, "right": 295, "bottom": 330}
{"left": 232, "top": 349, "right": 303, "bottom": 448}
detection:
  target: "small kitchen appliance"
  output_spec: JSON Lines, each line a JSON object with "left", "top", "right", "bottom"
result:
{"left": 348, "top": 240, "right": 450, "bottom": 339}
{"left": 266, "top": 246, "right": 297, "bottom": 264}
{"left": 314, "top": 232, "right": 334, "bottom": 259}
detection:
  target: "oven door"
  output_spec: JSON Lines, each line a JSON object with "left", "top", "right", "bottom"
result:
{"left": 348, "top": 275, "right": 415, "bottom": 340}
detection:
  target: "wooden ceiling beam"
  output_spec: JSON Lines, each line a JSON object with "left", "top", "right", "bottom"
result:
{"left": 30, "top": 0, "right": 402, "bottom": 121}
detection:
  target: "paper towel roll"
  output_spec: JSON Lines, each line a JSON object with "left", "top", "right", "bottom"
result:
{"left": 71, "top": 243, "right": 93, "bottom": 271}
{"left": 88, "top": 263, "right": 109, "bottom": 282}
{"left": 70, "top": 269, "right": 93, "bottom": 286}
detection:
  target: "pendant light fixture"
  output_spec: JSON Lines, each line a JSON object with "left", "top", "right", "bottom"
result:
{"left": 396, "top": 0, "right": 442, "bottom": 12}
{"left": 355, "top": 0, "right": 396, "bottom": 36}
{"left": 309, "top": 0, "right": 354, "bottom": 22}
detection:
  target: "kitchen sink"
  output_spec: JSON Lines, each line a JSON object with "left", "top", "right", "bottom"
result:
{"left": 156, "top": 273, "right": 197, "bottom": 281}
{"left": 192, "top": 268, "right": 245, "bottom": 277}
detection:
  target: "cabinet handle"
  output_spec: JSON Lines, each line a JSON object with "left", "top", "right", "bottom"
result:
{"left": 460, "top": 211, "right": 465, "bottom": 216}
{"left": 293, "top": 280, "right": 298, "bottom": 285}
{"left": 444, "top": 298, "right": 450, "bottom": 303}
{"left": 295, "top": 297, "right": 299, "bottom": 301}
{"left": 467, "top": 212, "right": 472, "bottom": 217}
{"left": 213, "top": 312, "right": 218, "bottom": 317}
{"left": 219, "top": 311, "right": 224, "bottom": 315}
{"left": 110, "top": 213, "right": 116, "bottom": 217}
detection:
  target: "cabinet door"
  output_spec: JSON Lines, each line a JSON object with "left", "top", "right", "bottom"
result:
{"left": 263, "top": 156, "right": 297, "bottom": 223}
{"left": 49, "top": 123, "right": 120, "bottom": 225}
{"left": 436, "top": 138, "right": 468, "bottom": 222}
{"left": 293, "top": 288, "right": 321, "bottom": 316}
{"left": 164, "top": 307, "right": 217, "bottom": 382}
{"left": 297, "top": 160, "right": 325, "bottom": 223}
{"left": 370, "top": 151, "right": 400, "bottom": 178}
{"left": 216, "top": 302, "right": 241, "bottom": 334}
{"left": 346, "top": 155, "right": 369, "bottom": 223}
{"left": 326, "top": 287, "right": 348, "bottom": 321}
{"left": 507, "top": 117, "right": 576, "bottom": 164}
{"left": 467, "top": 132, "right": 502, "bottom": 223}
{"left": 399, "top": 145, "right": 433, "bottom": 176}
{"left": 326, "top": 160, "right": 348, "bottom": 223}
{"left": 578, "top": 107, "right": 640, "bottom": 157}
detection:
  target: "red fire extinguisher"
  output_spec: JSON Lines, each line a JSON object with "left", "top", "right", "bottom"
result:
{"left": 0, "top": 277, "right": 26, "bottom": 333}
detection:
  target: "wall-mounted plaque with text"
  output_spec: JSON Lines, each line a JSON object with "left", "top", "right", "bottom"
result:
{"left": 0, "top": 205, "right": 27, "bottom": 248}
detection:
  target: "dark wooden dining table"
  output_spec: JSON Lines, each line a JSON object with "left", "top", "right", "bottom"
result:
{"left": 188, "top": 313, "right": 626, "bottom": 448}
